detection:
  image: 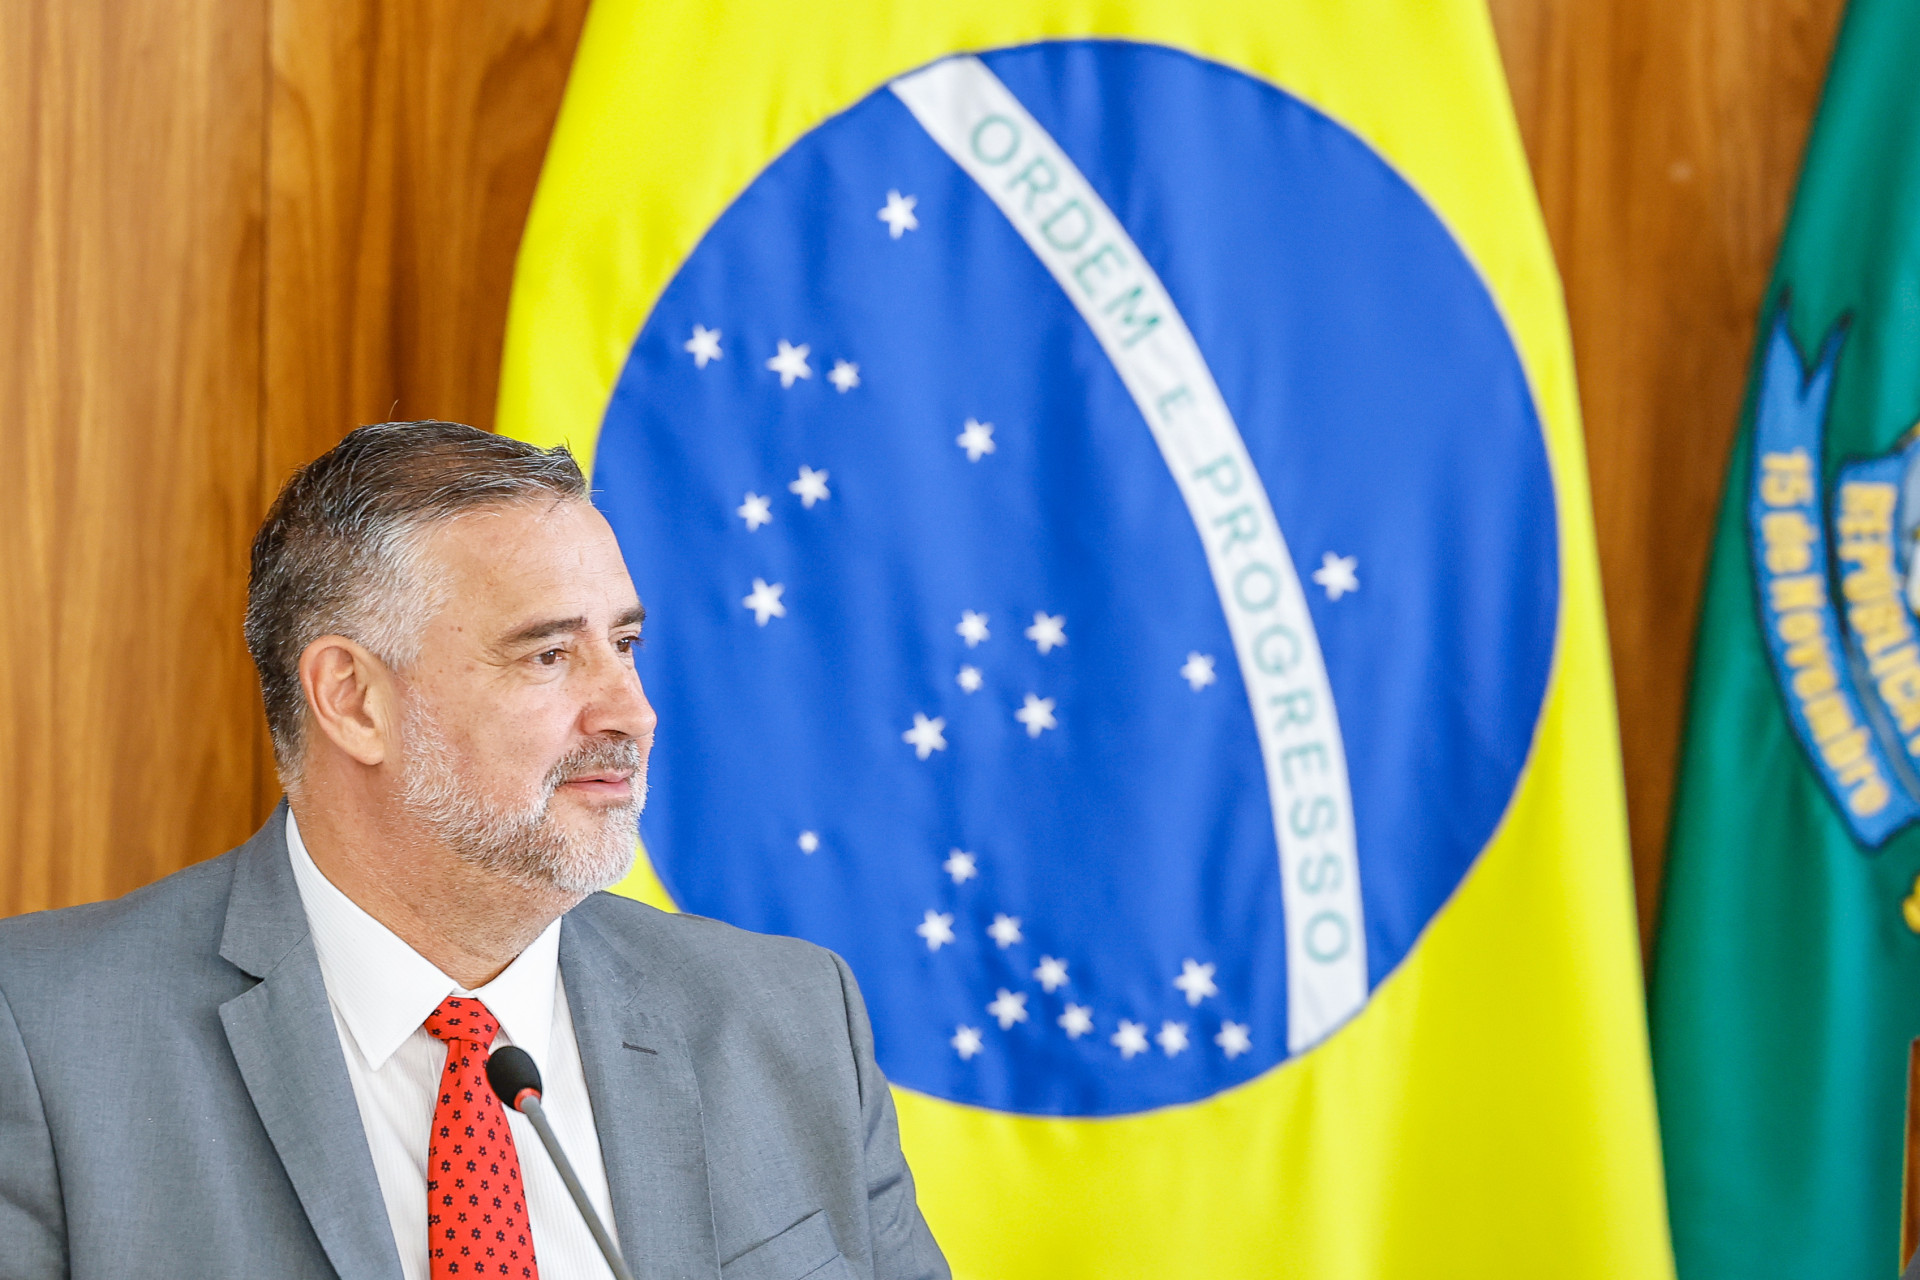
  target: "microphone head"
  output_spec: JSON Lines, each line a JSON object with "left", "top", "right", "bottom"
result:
{"left": 485, "top": 1045, "right": 544, "bottom": 1112}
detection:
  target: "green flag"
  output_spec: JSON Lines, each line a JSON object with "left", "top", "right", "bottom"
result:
{"left": 1654, "top": 1, "right": 1920, "bottom": 1275}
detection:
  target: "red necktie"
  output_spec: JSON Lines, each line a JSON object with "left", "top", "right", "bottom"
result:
{"left": 423, "top": 996, "right": 540, "bottom": 1279}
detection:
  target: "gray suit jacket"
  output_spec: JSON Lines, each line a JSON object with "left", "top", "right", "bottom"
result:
{"left": 0, "top": 809, "right": 949, "bottom": 1280}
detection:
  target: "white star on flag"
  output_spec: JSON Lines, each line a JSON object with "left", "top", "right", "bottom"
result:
{"left": 943, "top": 849, "right": 978, "bottom": 884}
{"left": 684, "top": 324, "right": 722, "bottom": 368}
{"left": 987, "top": 989, "right": 1029, "bottom": 1030}
{"left": 956, "top": 665, "right": 983, "bottom": 694}
{"left": 987, "top": 913, "right": 1023, "bottom": 948}
{"left": 1058, "top": 1004, "right": 1094, "bottom": 1039}
{"left": 956, "top": 418, "right": 996, "bottom": 461}
{"left": 789, "top": 465, "right": 830, "bottom": 508}
{"left": 917, "top": 910, "right": 956, "bottom": 951}
{"left": 1313, "top": 551, "right": 1360, "bottom": 601}
{"left": 1015, "top": 693, "right": 1057, "bottom": 738}
{"left": 767, "top": 339, "right": 812, "bottom": 387}
{"left": 1025, "top": 612, "right": 1066, "bottom": 654}
{"left": 1033, "top": 955, "right": 1069, "bottom": 993}
{"left": 956, "top": 610, "right": 990, "bottom": 647}
{"left": 742, "top": 578, "right": 786, "bottom": 626}
{"left": 737, "top": 492, "right": 772, "bottom": 531}
{"left": 1157, "top": 1021, "right": 1190, "bottom": 1057}
{"left": 1215, "top": 1021, "right": 1252, "bottom": 1060}
{"left": 1180, "top": 652, "right": 1217, "bottom": 691}
{"left": 902, "top": 713, "right": 947, "bottom": 760}
{"left": 951, "top": 1025, "right": 983, "bottom": 1060}
{"left": 828, "top": 359, "right": 860, "bottom": 393}
{"left": 878, "top": 189, "right": 919, "bottom": 238}
{"left": 1174, "top": 959, "right": 1218, "bottom": 1006}
{"left": 797, "top": 831, "right": 819, "bottom": 854}
{"left": 1112, "top": 1020, "right": 1149, "bottom": 1060}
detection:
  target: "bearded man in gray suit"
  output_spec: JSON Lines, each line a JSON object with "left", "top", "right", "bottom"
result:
{"left": 0, "top": 421, "right": 949, "bottom": 1280}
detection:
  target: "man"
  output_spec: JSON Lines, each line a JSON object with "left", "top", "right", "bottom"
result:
{"left": 0, "top": 421, "right": 949, "bottom": 1280}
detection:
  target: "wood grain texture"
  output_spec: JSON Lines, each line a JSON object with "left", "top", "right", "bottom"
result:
{"left": 0, "top": 0, "right": 268, "bottom": 916}
{"left": 263, "top": 0, "right": 590, "bottom": 485}
{"left": 1489, "top": 0, "right": 1848, "bottom": 948}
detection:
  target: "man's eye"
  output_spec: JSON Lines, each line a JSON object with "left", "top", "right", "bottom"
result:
{"left": 615, "top": 635, "right": 640, "bottom": 655}
{"left": 536, "top": 649, "right": 564, "bottom": 666}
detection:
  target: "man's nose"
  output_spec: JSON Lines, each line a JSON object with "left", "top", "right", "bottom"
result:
{"left": 582, "top": 647, "right": 657, "bottom": 741}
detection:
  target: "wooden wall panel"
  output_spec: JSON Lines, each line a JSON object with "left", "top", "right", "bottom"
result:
{"left": 0, "top": 0, "right": 268, "bottom": 916}
{"left": 263, "top": 0, "right": 590, "bottom": 497}
{"left": 1488, "top": 0, "right": 1848, "bottom": 947}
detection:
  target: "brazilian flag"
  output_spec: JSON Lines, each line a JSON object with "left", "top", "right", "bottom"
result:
{"left": 1654, "top": 2, "right": 1920, "bottom": 1276}
{"left": 501, "top": 2, "right": 1672, "bottom": 1275}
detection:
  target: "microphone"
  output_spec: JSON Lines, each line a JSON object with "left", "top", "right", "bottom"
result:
{"left": 486, "top": 1046, "right": 637, "bottom": 1280}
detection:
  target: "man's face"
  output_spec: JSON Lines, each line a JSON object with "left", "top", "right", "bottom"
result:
{"left": 395, "top": 498, "right": 656, "bottom": 895}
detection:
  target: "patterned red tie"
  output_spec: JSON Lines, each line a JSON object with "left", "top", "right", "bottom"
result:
{"left": 423, "top": 996, "right": 539, "bottom": 1279}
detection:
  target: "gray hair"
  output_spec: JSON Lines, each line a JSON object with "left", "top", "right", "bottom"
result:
{"left": 244, "top": 420, "right": 587, "bottom": 784}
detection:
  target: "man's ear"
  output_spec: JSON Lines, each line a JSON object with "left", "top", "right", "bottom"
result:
{"left": 298, "top": 635, "right": 402, "bottom": 768}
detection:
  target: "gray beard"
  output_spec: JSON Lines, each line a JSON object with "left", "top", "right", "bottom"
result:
{"left": 397, "top": 701, "right": 643, "bottom": 896}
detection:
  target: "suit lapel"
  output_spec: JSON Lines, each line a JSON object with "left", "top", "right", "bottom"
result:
{"left": 562, "top": 907, "right": 720, "bottom": 1279}
{"left": 217, "top": 807, "right": 403, "bottom": 1280}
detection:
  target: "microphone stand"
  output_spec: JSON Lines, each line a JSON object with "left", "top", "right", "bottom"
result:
{"left": 487, "top": 1046, "right": 636, "bottom": 1280}
{"left": 516, "top": 1093, "right": 635, "bottom": 1280}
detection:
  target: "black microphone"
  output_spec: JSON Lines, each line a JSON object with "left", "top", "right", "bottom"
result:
{"left": 486, "top": 1046, "right": 636, "bottom": 1280}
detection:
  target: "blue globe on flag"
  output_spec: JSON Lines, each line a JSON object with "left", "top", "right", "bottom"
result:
{"left": 589, "top": 40, "right": 1557, "bottom": 1119}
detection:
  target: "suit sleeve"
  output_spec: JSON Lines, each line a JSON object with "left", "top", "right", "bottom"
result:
{"left": 0, "top": 978, "right": 67, "bottom": 1278}
{"left": 828, "top": 952, "right": 951, "bottom": 1280}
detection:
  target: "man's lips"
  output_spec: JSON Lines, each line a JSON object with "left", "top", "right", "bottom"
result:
{"left": 557, "top": 771, "right": 635, "bottom": 797}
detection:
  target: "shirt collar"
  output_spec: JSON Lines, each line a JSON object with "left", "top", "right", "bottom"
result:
{"left": 285, "top": 810, "right": 560, "bottom": 1072}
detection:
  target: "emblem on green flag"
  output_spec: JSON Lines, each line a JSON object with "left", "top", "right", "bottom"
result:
{"left": 1655, "top": 1, "right": 1920, "bottom": 1275}
{"left": 1747, "top": 306, "right": 1920, "bottom": 846}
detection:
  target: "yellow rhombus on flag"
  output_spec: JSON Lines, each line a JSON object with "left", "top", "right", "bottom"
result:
{"left": 497, "top": 2, "right": 1674, "bottom": 1276}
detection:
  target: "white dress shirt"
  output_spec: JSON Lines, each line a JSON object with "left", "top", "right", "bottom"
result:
{"left": 286, "top": 812, "right": 621, "bottom": 1280}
